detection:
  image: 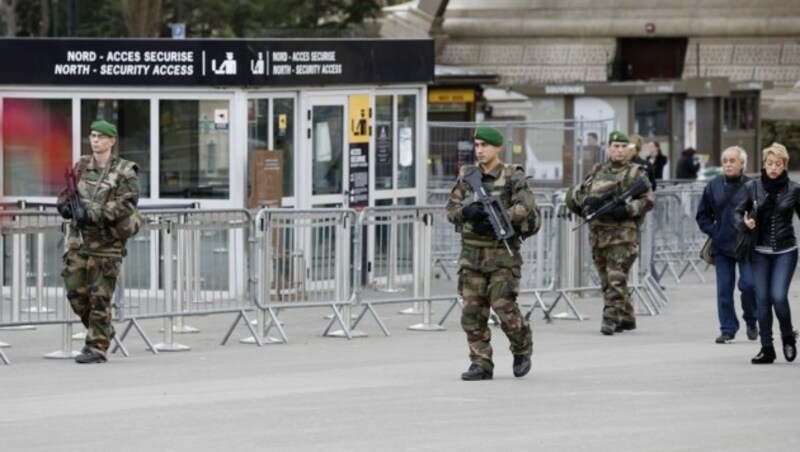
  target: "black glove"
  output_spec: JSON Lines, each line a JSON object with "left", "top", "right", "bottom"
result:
{"left": 462, "top": 203, "right": 487, "bottom": 221}
{"left": 58, "top": 204, "right": 73, "bottom": 219}
{"left": 472, "top": 216, "right": 494, "bottom": 236}
{"left": 583, "top": 196, "right": 604, "bottom": 213}
{"left": 72, "top": 204, "right": 89, "bottom": 228}
{"left": 606, "top": 204, "right": 629, "bottom": 221}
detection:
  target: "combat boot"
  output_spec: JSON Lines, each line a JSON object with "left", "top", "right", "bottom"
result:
{"left": 512, "top": 353, "right": 532, "bottom": 378}
{"left": 782, "top": 330, "right": 798, "bottom": 362}
{"left": 75, "top": 346, "right": 107, "bottom": 364}
{"left": 460, "top": 363, "right": 492, "bottom": 381}
{"left": 600, "top": 318, "right": 617, "bottom": 336}
{"left": 751, "top": 346, "right": 776, "bottom": 364}
{"left": 615, "top": 319, "right": 637, "bottom": 333}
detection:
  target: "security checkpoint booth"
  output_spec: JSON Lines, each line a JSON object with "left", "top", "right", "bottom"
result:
{"left": 0, "top": 38, "right": 433, "bottom": 209}
{"left": 0, "top": 38, "right": 436, "bottom": 358}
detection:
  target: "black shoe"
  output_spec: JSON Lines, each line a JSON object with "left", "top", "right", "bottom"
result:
{"left": 782, "top": 331, "right": 798, "bottom": 362}
{"left": 746, "top": 324, "right": 759, "bottom": 341}
{"left": 461, "top": 363, "right": 493, "bottom": 381}
{"left": 615, "top": 319, "right": 637, "bottom": 333}
{"left": 512, "top": 354, "right": 532, "bottom": 378}
{"left": 75, "top": 347, "right": 107, "bottom": 364}
{"left": 715, "top": 333, "right": 735, "bottom": 344}
{"left": 600, "top": 318, "right": 616, "bottom": 336}
{"left": 751, "top": 346, "right": 776, "bottom": 364}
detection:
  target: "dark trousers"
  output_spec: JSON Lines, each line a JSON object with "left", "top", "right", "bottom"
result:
{"left": 713, "top": 254, "right": 757, "bottom": 336}
{"left": 751, "top": 249, "right": 798, "bottom": 347}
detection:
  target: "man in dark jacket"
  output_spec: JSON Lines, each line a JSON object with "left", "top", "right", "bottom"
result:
{"left": 676, "top": 148, "right": 700, "bottom": 179}
{"left": 696, "top": 146, "right": 757, "bottom": 344}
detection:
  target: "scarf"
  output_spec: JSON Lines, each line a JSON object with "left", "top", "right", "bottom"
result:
{"left": 760, "top": 169, "right": 789, "bottom": 213}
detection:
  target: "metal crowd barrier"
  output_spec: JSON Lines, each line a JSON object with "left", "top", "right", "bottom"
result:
{"left": 519, "top": 203, "right": 558, "bottom": 320}
{"left": 651, "top": 185, "right": 707, "bottom": 284}
{"left": 113, "top": 208, "right": 256, "bottom": 353}
{"left": 350, "top": 205, "right": 459, "bottom": 336}
{"left": 249, "top": 208, "right": 357, "bottom": 343}
{"left": 2, "top": 183, "right": 713, "bottom": 363}
{"left": 0, "top": 209, "right": 132, "bottom": 363}
{"left": 1, "top": 209, "right": 68, "bottom": 364}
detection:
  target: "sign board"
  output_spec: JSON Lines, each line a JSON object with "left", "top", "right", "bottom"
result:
{"left": 428, "top": 89, "right": 475, "bottom": 103}
{"left": 348, "top": 144, "right": 369, "bottom": 209}
{"left": 0, "top": 38, "right": 434, "bottom": 87}
{"left": 171, "top": 23, "right": 186, "bottom": 39}
{"left": 249, "top": 150, "right": 283, "bottom": 209}
{"left": 348, "top": 94, "right": 370, "bottom": 144}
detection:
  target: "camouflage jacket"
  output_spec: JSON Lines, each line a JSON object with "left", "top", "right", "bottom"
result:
{"left": 56, "top": 154, "right": 140, "bottom": 257}
{"left": 446, "top": 162, "right": 540, "bottom": 251}
{"left": 578, "top": 160, "right": 654, "bottom": 248}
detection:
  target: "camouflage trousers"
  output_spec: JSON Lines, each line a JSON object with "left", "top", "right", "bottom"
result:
{"left": 591, "top": 243, "right": 639, "bottom": 324}
{"left": 458, "top": 266, "right": 533, "bottom": 372}
{"left": 61, "top": 250, "right": 120, "bottom": 356}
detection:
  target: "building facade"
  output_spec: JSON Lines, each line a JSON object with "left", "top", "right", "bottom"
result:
{"left": 382, "top": 0, "right": 800, "bottom": 176}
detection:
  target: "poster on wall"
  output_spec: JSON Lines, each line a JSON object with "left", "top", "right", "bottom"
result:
{"left": 375, "top": 124, "right": 392, "bottom": 188}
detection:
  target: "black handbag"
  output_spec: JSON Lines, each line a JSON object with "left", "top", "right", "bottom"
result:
{"left": 735, "top": 183, "right": 759, "bottom": 262}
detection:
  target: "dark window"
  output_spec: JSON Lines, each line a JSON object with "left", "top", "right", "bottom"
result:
{"left": 724, "top": 95, "right": 757, "bottom": 132}
{"left": 634, "top": 97, "right": 670, "bottom": 137}
{"left": 615, "top": 38, "right": 688, "bottom": 81}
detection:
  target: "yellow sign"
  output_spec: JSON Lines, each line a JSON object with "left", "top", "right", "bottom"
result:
{"left": 428, "top": 89, "right": 475, "bottom": 104}
{"left": 349, "top": 95, "right": 371, "bottom": 144}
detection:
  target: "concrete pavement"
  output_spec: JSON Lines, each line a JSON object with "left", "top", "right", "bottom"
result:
{"left": 2, "top": 268, "right": 800, "bottom": 452}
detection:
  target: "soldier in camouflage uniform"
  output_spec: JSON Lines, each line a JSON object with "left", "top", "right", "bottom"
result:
{"left": 567, "top": 131, "right": 654, "bottom": 335}
{"left": 446, "top": 126, "right": 541, "bottom": 380}
{"left": 56, "top": 120, "right": 141, "bottom": 364}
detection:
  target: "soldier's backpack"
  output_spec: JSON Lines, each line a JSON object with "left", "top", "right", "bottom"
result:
{"left": 513, "top": 173, "right": 542, "bottom": 241}
{"left": 109, "top": 159, "right": 143, "bottom": 242}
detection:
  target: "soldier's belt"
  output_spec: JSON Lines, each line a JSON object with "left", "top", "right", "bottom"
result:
{"left": 589, "top": 219, "right": 638, "bottom": 229}
{"left": 462, "top": 238, "right": 520, "bottom": 249}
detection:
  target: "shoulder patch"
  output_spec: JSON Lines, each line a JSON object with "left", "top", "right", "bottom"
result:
{"left": 115, "top": 158, "right": 139, "bottom": 176}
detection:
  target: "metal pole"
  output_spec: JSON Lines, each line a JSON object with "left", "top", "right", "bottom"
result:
{"left": 154, "top": 221, "right": 189, "bottom": 351}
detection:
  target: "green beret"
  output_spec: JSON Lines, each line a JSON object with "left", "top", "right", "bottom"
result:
{"left": 474, "top": 126, "right": 503, "bottom": 147}
{"left": 91, "top": 120, "right": 118, "bottom": 137}
{"left": 608, "top": 130, "right": 628, "bottom": 144}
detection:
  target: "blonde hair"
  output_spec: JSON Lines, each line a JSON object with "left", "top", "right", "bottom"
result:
{"left": 627, "top": 134, "right": 644, "bottom": 157}
{"left": 762, "top": 142, "right": 789, "bottom": 167}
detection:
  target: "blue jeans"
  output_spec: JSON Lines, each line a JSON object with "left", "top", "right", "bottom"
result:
{"left": 751, "top": 250, "right": 798, "bottom": 347}
{"left": 714, "top": 254, "right": 757, "bottom": 336}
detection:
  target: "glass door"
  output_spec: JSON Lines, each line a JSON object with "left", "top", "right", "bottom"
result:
{"left": 305, "top": 95, "right": 348, "bottom": 208}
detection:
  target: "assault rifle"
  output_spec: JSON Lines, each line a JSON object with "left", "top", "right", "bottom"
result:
{"left": 64, "top": 167, "right": 87, "bottom": 239}
{"left": 572, "top": 178, "right": 649, "bottom": 231}
{"left": 463, "top": 168, "right": 517, "bottom": 254}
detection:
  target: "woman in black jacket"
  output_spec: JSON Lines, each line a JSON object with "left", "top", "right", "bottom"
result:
{"left": 735, "top": 143, "right": 800, "bottom": 364}
{"left": 647, "top": 140, "right": 668, "bottom": 179}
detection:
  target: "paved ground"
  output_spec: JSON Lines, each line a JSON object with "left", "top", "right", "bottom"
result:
{"left": 2, "top": 268, "right": 800, "bottom": 452}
